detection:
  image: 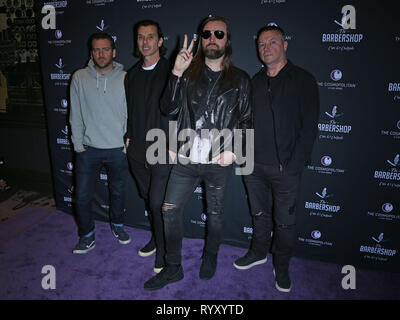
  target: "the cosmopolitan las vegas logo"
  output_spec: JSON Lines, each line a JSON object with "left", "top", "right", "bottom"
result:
{"left": 331, "top": 70, "right": 342, "bottom": 81}
{"left": 87, "top": 0, "right": 115, "bottom": 6}
{"left": 307, "top": 154, "right": 345, "bottom": 175}
{"left": 48, "top": 28, "right": 72, "bottom": 46}
{"left": 318, "top": 69, "right": 357, "bottom": 91}
{"left": 367, "top": 202, "right": 400, "bottom": 222}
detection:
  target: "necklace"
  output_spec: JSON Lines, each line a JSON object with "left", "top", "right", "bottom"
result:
{"left": 206, "top": 72, "right": 222, "bottom": 105}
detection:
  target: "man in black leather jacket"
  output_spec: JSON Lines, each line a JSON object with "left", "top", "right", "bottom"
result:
{"left": 233, "top": 25, "right": 319, "bottom": 293}
{"left": 124, "top": 20, "right": 172, "bottom": 274}
{"left": 144, "top": 16, "right": 252, "bottom": 291}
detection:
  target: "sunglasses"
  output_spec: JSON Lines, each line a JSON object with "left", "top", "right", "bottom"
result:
{"left": 201, "top": 30, "right": 225, "bottom": 40}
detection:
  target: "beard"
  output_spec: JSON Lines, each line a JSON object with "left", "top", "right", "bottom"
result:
{"left": 203, "top": 44, "right": 225, "bottom": 59}
{"left": 93, "top": 57, "right": 113, "bottom": 70}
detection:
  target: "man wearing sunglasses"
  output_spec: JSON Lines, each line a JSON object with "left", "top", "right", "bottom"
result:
{"left": 233, "top": 25, "right": 319, "bottom": 293}
{"left": 143, "top": 16, "right": 252, "bottom": 290}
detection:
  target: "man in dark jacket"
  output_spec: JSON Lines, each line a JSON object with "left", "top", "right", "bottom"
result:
{"left": 125, "top": 20, "right": 172, "bottom": 274}
{"left": 144, "top": 16, "right": 252, "bottom": 290}
{"left": 233, "top": 25, "right": 320, "bottom": 293}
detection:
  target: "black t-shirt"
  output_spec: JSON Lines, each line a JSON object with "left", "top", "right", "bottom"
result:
{"left": 254, "top": 75, "right": 280, "bottom": 166}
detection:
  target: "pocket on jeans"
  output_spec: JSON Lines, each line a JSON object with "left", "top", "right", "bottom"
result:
{"left": 76, "top": 149, "right": 87, "bottom": 155}
{"left": 81, "top": 145, "right": 90, "bottom": 152}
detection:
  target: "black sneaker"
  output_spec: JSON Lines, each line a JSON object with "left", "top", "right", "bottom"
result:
{"left": 138, "top": 237, "right": 156, "bottom": 257}
{"left": 199, "top": 252, "right": 218, "bottom": 280}
{"left": 72, "top": 234, "right": 95, "bottom": 254}
{"left": 144, "top": 265, "right": 184, "bottom": 291}
{"left": 111, "top": 224, "right": 131, "bottom": 244}
{"left": 233, "top": 251, "right": 267, "bottom": 270}
{"left": 273, "top": 268, "right": 291, "bottom": 293}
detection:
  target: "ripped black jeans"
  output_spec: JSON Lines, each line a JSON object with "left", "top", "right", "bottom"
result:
{"left": 243, "top": 163, "right": 302, "bottom": 271}
{"left": 162, "top": 163, "right": 232, "bottom": 266}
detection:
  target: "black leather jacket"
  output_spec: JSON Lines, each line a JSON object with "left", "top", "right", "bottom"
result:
{"left": 160, "top": 66, "right": 253, "bottom": 162}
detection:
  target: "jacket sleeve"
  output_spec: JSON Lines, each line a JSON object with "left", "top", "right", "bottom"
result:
{"left": 289, "top": 74, "right": 320, "bottom": 168}
{"left": 69, "top": 73, "right": 84, "bottom": 151}
{"left": 124, "top": 73, "right": 133, "bottom": 140}
{"left": 234, "top": 75, "right": 253, "bottom": 164}
{"left": 160, "top": 73, "right": 185, "bottom": 117}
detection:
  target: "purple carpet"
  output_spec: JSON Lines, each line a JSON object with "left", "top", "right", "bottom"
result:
{"left": 1, "top": 206, "right": 399, "bottom": 300}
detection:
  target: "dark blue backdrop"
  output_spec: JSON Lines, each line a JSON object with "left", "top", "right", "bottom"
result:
{"left": 36, "top": 0, "right": 400, "bottom": 273}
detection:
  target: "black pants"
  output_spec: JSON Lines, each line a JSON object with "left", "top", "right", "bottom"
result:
{"left": 127, "top": 155, "right": 172, "bottom": 261}
{"left": 162, "top": 163, "right": 233, "bottom": 265}
{"left": 243, "top": 163, "right": 302, "bottom": 271}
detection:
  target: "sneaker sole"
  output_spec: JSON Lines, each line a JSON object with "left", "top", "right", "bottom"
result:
{"left": 72, "top": 243, "right": 96, "bottom": 254}
{"left": 144, "top": 271, "right": 184, "bottom": 291}
{"left": 233, "top": 257, "right": 267, "bottom": 270}
{"left": 112, "top": 231, "right": 131, "bottom": 245}
{"left": 118, "top": 238, "right": 131, "bottom": 245}
{"left": 273, "top": 269, "right": 291, "bottom": 293}
{"left": 138, "top": 248, "right": 156, "bottom": 257}
{"left": 153, "top": 266, "right": 164, "bottom": 273}
{"left": 275, "top": 283, "right": 291, "bottom": 293}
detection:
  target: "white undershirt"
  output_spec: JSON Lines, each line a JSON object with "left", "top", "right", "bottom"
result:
{"left": 142, "top": 61, "right": 158, "bottom": 70}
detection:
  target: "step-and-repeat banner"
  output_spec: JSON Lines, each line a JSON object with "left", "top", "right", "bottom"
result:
{"left": 36, "top": 0, "right": 399, "bottom": 273}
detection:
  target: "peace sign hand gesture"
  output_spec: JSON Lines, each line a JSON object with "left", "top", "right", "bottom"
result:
{"left": 172, "top": 34, "right": 194, "bottom": 77}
